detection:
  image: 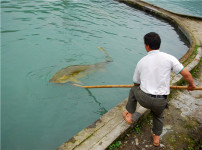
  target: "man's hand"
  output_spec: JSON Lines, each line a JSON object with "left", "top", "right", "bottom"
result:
{"left": 180, "top": 68, "right": 196, "bottom": 91}
{"left": 187, "top": 84, "right": 196, "bottom": 91}
{"left": 134, "top": 83, "right": 140, "bottom": 86}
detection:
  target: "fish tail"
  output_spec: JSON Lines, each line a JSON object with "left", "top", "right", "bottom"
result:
{"left": 98, "top": 47, "right": 113, "bottom": 62}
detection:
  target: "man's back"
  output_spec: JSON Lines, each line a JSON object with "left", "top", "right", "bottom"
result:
{"left": 133, "top": 50, "right": 183, "bottom": 95}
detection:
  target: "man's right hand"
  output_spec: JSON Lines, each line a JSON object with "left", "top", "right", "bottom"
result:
{"left": 187, "top": 84, "right": 196, "bottom": 91}
{"left": 180, "top": 68, "right": 195, "bottom": 91}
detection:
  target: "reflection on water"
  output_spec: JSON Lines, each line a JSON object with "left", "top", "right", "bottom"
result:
{"left": 1, "top": 0, "right": 189, "bottom": 149}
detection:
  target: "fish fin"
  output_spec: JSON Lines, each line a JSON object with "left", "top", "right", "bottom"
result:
{"left": 98, "top": 47, "right": 105, "bottom": 52}
{"left": 98, "top": 47, "right": 113, "bottom": 62}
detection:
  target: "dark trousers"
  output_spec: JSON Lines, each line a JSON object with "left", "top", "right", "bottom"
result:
{"left": 126, "top": 86, "right": 168, "bottom": 136}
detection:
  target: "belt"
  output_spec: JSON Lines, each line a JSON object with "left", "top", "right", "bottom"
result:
{"left": 148, "top": 94, "right": 167, "bottom": 99}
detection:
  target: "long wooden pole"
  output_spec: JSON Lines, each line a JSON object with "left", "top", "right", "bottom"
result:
{"left": 72, "top": 83, "right": 202, "bottom": 90}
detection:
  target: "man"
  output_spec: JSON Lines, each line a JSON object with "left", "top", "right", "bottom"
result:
{"left": 123, "top": 32, "right": 195, "bottom": 146}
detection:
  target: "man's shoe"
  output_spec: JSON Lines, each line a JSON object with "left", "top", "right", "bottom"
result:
{"left": 122, "top": 111, "right": 133, "bottom": 124}
{"left": 152, "top": 134, "right": 160, "bottom": 147}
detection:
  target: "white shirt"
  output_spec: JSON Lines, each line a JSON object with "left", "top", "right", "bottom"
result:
{"left": 133, "top": 50, "right": 184, "bottom": 95}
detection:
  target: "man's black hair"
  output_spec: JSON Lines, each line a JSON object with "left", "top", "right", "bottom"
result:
{"left": 144, "top": 32, "right": 161, "bottom": 50}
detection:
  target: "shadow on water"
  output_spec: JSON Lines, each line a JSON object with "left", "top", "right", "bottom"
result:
{"left": 85, "top": 88, "right": 107, "bottom": 116}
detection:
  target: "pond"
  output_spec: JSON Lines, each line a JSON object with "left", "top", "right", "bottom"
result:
{"left": 1, "top": 0, "right": 188, "bottom": 149}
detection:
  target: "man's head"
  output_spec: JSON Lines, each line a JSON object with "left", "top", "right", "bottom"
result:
{"left": 144, "top": 32, "right": 161, "bottom": 51}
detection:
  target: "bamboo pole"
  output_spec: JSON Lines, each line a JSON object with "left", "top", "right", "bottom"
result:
{"left": 72, "top": 83, "right": 202, "bottom": 90}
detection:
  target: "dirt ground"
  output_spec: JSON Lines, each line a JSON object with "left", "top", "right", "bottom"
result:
{"left": 108, "top": 64, "right": 202, "bottom": 150}
{"left": 115, "top": 106, "right": 202, "bottom": 150}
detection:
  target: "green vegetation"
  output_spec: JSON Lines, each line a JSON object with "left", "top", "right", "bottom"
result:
{"left": 193, "top": 44, "right": 199, "bottom": 55}
{"left": 182, "top": 44, "right": 199, "bottom": 67}
{"left": 107, "top": 113, "right": 153, "bottom": 149}
{"left": 168, "top": 135, "right": 177, "bottom": 143}
{"left": 108, "top": 141, "right": 121, "bottom": 150}
{"left": 134, "top": 124, "right": 141, "bottom": 134}
{"left": 190, "top": 58, "right": 202, "bottom": 78}
{"left": 132, "top": 113, "right": 153, "bottom": 135}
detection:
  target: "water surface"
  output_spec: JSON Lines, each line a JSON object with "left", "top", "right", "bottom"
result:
{"left": 1, "top": 0, "right": 188, "bottom": 149}
{"left": 143, "top": 0, "right": 202, "bottom": 17}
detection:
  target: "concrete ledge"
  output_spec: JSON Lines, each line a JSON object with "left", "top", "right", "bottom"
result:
{"left": 58, "top": 1, "right": 202, "bottom": 150}
{"left": 57, "top": 99, "right": 149, "bottom": 150}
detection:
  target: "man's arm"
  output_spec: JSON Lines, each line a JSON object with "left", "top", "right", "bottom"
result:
{"left": 180, "top": 68, "right": 196, "bottom": 90}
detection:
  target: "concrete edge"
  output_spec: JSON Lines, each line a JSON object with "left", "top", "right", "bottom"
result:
{"left": 57, "top": 1, "right": 202, "bottom": 150}
{"left": 57, "top": 99, "right": 150, "bottom": 150}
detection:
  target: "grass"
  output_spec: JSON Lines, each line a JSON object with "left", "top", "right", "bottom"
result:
{"left": 190, "top": 58, "right": 202, "bottom": 78}
{"left": 108, "top": 141, "right": 121, "bottom": 150}
{"left": 133, "top": 113, "right": 152, "bottom": 135}
{"left": 134, "top": 124, "right": 141, "bottom": 134}
{"left": 193, "top": 44, "right": 199, "bottom": 55}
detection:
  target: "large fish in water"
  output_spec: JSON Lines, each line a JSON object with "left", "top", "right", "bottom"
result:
{"left": 49, "top": 47, "right": 112, "bottom": 83}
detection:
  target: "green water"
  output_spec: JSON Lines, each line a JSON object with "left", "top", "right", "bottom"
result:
{"left": 143, "top": 0, "right": 202, "bottom": 17}
{"left": 1, "top": 0, "right": 188, "bottom": 149}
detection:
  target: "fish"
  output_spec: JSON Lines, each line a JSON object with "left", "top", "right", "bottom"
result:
{"left": 49, "top": 47, "right": 112, "bottom": 83}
